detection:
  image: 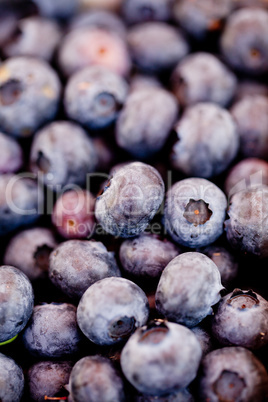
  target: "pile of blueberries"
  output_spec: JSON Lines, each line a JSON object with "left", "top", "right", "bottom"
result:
{"left": 0, "top": 0, "right": 268, "bottom": 401}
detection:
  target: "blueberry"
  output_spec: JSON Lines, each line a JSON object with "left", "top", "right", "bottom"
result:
{"left": 225, "top": 158, "right": 268, "bottom": 198}
{"left": 234, "top": 80, "right": 268, "bottom": 101}
{"left": 198, "top": 346, "right": 268, "bottom": 401}
{"left": 49, "top": 240, "right": 121, "bottom": 299}
{"left": 225, "top": 185, "right": 268, "bottom": 258}
{"left": 171, "top": 103, "right": 239, "bottom": 178}
{"left": 201, "top": 245, "right": 239, "bottom": 288}
{"left": 164, "top": 178, "right": 227, "bottom": 248}
{"left": 77, "top": 277, "right": 149, "bottom": 345}
{"left": 231, "top": 95, "right": 268, "bottom": 159}
{"left": 171, "top": 52, "right": 237, "bottom": 107}
{"left": 129, "top": 73, "right": 163, "bottom": 93}
{"left": 173, "top": 0, "right": 233, "bottom": 40}
{"left": 32, "top": 0, "right": 78, "bottom": 20}
{"left": 64, "top": 66, "right": 128, "bottom": 130}
{"left": 69, "top": 355, "right": 125, "bottom": 402}
{"left": 0, "top": 265, "right": 34, "bottom": 343}
{"left": 191, "top": 326, "right": 214, "bottom": 357}
{"left": 0, "top": 56, "right": 61, "bottom": 137}
{"left": 0, "top": 131, "right": 23, "bottom": 173}
{"left": 0, "top": 352, "right": 24, "bottom": 402}
{"left": 95, "top": 162, "right": 165, "bottom": 237}
{"left": 4, "top": 227, "right": 57, "bottom": 281}
{"left": 58, "top": 27, "right": 131, "bottom": 78}
{"left": 28, "top": 360, "right": 72, "bottom": 402}
{"left": 135, "top": 388, "right": 194, "bottom": 402}
{"left": 2, "top": 16, "right": 62, "bottom": 61}
{"left": 120, "top": 319, "right": 202, "bottom": 396}
{"left": 22, "top": 303, "right": 82, "bottom": 358}
{"left": 221, "top": 8, "right": 268, "bottom": 74}
{"left": 155, "top": 252, "right": 223, "bottom": 327}
{"left": 127, "top": 22, "right": 189, "bottom": 74}
{"left": 116, "top": 87, "right": 178, "bottom": 158}
{"left": 122, "top": 0, "right": 173, "bottom": 25}
{"left": 0, "top": 174, "right": 43, "bottom": 235}
{"left": 119, "top": 233, "right": 180, "bottom": 279}
{"left": 52, "top": 189, "right": 95, "bottom": 239}
{"left": 30, "top": 121, "right": 97, "bottom": 187}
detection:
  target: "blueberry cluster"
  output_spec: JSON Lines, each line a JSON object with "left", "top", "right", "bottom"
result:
{"left": 0, "top": 1, "right": 268, "bottom": 401}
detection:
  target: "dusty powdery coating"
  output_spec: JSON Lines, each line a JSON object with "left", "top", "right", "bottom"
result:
{"left": 4, "top": 227, "right": 57, "bottom": 281}
{"left": 30, "top": 121, "right": 97, "bottom": 187}
{"left": 231, "top": 95, "right": 268, "bottom": 159}
{"left": 221, "top": 8, "right": 268, "bottom": 74}
{"left": 28, "top": 361, "right": 73, "bottom": 402}
{"left": 49, "top": 240, "right": 121, "bottom": 299}
{"left": 171, "top": 52, "right": 237, "bottom": 107}
{"left": 116, "top": 87, "right": 178, "bottom": 158}
{"left": 225, "top": 185, "right": 268, "bottom": 258}
{"left": 64, "top": 65, "right": 128, "bottom": 130}
{"left": 0, "top": 265, "right": 34, "bottom": 343}
{"left": 95, "top": 162, "right": 165, "bottom": 237}
{"left": 0, "top": 131, "right": 23, "bottom": 173}
{"left": 155, "top": 252, "right": 223, "bottom": 327}
{"left": 0, "top": 353, "right": 24, "bottom": 402}
{"left": 212, "top": 289, "right": 268, "bottom": 350}
{"left": 198, "top": 347, "right": 268, "bottom": 402}
{"left": 22, "top": 303, "right": 82, "bottom": 358}
{"left": 119, "top": 233, "right": 180, "bottom": 279}
{"left": 127, "top": 22, "right": 189, "bottom": 73}
{"left": 171, "top": 103, "right": 239, "bottom": 178}
{"left": 191, "top": 326, "right": 214, "bottom": 357}
{"left": 77, "top": 277, "right": 149, "bottom": 345}
{"left": 0, "top": 57, "right": 61, "bottom": 137}
{"left": 69, "top": 355, "right": 125, "bottom": 402}
{"left": 121, "top": 320, "right": 202, "bottom": 396}
{"left": 122, "top": 0, "right": 173, "bottom": 25}
{"left": 164, "top": 178, "right": 227, "bottom": 248}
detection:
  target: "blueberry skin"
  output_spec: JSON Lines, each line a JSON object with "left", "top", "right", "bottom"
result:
{"left": 121, "top": 320, "right": 202, "bottom": 396}
{"left": 119, "top": 233, "right": 180, "bottom": 279}
{"left": 77, "top": 277, "right": 149, "bottom": 345}
{"left": 212, "top": 289, "right": 268, "bottom": 350}
{"left": 173, "top": 0, "right": 233, "bottom": 40}
{"left": 49, "top": 240, "right": 121, "bottom": 299}
{"left": 191, "top": 326, "right": 214, "bottom": 357}
{"left": 0, "top": 174, "right": 43, "bottom": 235}
{"left": 0, "top": 131, "right": 23, "bottom": 173}
{"left": 127, "top": 22, "right": 189, "bottom": 74}
{"left": 28, "top": 360, "right": 73, "bottom": 402}
{"left": 32, "top": 0, "right": 78, "bottom": 20}
{"left": 0, "top": 265, "right": 34, "bottom": 343}
{"left": 64, "top": 66, "right": 128, "bottom": 130}
{"left": 164, "top": 178, "right": 227, "bottom": 248}
{"left": 0, "top": 353, "right": 24, "bottom": 402}
{"left": 4, "top": 227, "right": 57, "bottom": 281}
{"left": 122, "top": 0, "right": 173, "bottom": 25}
{"left": 58, "top": 27, "right": 131, "bottom": 78}
{"left": 155, "top": 252, "right": 223, "bottom": 327}
{"left": 221, "top": 8, "right": 268, "bottom": 74}
{"left": 22, "top": 303, "right": 82, "bottom": 358}
{"left": 225, "top": 185, "right": 268, "bottom": 258}
{"left": 198, "top": 347, "right": 268, "bottom": 402}
{"left": 30, "top": 121, "right": 97, "bottom": 187}
{"left": 95, "top": 162, "right": 165, "bottom": 238}
{"left": 231, "top": 95, "right": 268, "bottom": 159}
{"left": 171, "top": 103, "right": 238, "bottom": 178}
{"left": 116, "top": 87, "right": 178, "bottom": 158}
{"left": 171, "top": 53, "right": 237, "bottom": 107}
{"left": 69, "top": 355, "right": 125, "bottom": 402}
{"left": 135, "top": 388, "right": 194, "bottom": 402}
{"left": 0, "top": 57, "right": 61, "bottom": 137}
{"left": 2, "top": 17, "right": 62, "bottom": 61}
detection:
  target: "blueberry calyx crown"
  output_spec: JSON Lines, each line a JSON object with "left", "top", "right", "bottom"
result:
{"left": 227, "top": 288, "right": 259, "bottom": 309}
{"left": 183, "top": 199, "right": 213, "bottom": 226}
{"left": 139, "top": 319, "right": 169, "bottom": 344}
{"left": 108, "top": 316, "right": 136, "bottom": 340}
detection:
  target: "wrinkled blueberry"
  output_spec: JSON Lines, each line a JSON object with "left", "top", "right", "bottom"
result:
{"left": 171, "top": 103, "right": 238, "bottom": 178}
{"left": 0, "top": 352, "right": 24, "bottom": 402}
{"left": 121, "top": 319, "right": 202, "bottom": 396}
{"left": 0, "top": 131, "right": 23, "bottom": 173}
{"left": 95, "top": 162, "right": 165, "bottom": 238}
{"left": 49, "top": 240, "right": 121, "bottom": 299}
{"left": 77, "top": 277, "right": 149, "bottom": 345}
{"left": 164, "top": 178, "right": 227, "bottom": 248}
{"left": 0, "top": 265, "right": 34, "bottom": 343}
{"left": 155, "top": 252, "right": 223, "bottom": 327}
{"left": 122, "top": 0, "right": 173, "bottom": 25}
{"left": 0, "top": 56, "right": 61, "bottom": 137}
